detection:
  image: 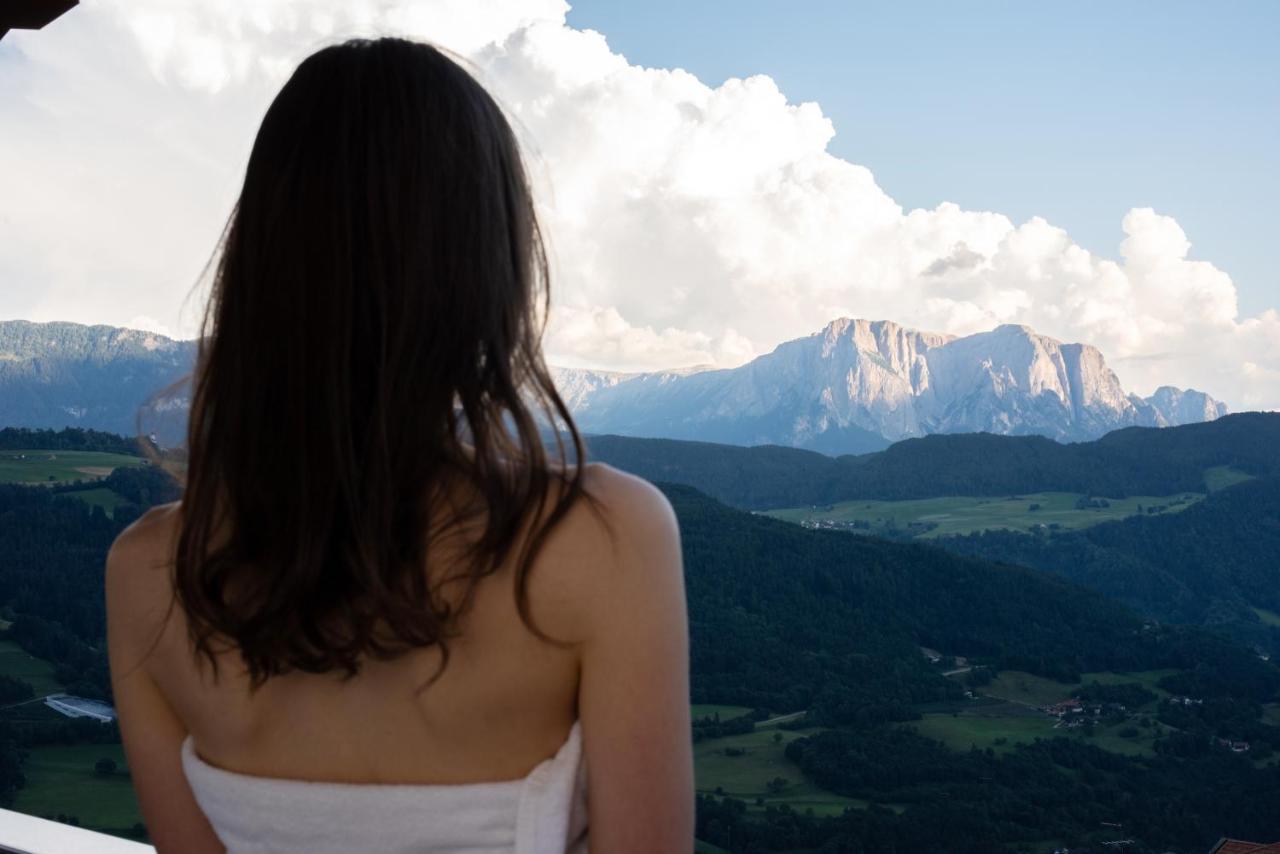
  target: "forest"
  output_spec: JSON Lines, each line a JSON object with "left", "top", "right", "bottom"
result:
{"left": 586, "top": 411, "right": 1280, "bottom": 509}
{"left": 938, "top": 476, "right": 1280, "bottom": 657}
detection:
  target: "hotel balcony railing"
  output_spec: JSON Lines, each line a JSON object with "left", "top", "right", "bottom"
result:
{"left": 0, "top": 808, "right": 154, "bottom": 853}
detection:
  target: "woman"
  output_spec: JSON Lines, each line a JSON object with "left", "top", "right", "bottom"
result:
{"left": 105, "top": 37, "right": 693, "bottom": 853}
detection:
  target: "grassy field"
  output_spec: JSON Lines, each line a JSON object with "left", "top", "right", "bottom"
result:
{"left": 911, "top": 701, "right": 1168, "bottom": 758}
{"left": 978, "top": 669, "right": 1178, "bottom": 708}
{"left": 909, "top": 707, "right": 1057, "bottom": 754}
{"left": 0, "top": 639, "right": 63, "bottom": 696}
{"left": 980, "top": 671, "right": 1079, "bottom": 706}
{"left": 692, "top": 704, "right": 753, "bottom": 721}
{"left": 1079, "top": 669, "right": 1179, "bottom": 698}
{"left": 1204, "top": 465, "right": 1254, "bottom": 492}
{"left": 1252, "top": 607, "right": 1280, "bottom": 628}
{"left": 766, "top": 490, "right": 1202, "bottom": 539}
{"left": 62, "top": 486, "right": 131, "bottom": 518}
{"left": 11, "top": 744, "right": 143, "bottom": 836}
{"left": 694, "top": 726, "right": 866, "bottom": 817}
{"left": 909, "top": 669, "right": 1182, "bottom": 759}
{"left": 0, "top": 450, "right": 144, "bottom": 485}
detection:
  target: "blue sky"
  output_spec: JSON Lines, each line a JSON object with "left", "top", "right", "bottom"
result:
{"left": 569, "top": 0, "right": 1279, "bottom": 316}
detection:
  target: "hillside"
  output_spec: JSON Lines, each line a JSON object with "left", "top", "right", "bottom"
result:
{"left": 584, "top": 411, "right": 1280, "bottom": 509}
{"left": 666, "top": 484, "right": 1279, "bottom": 715}
{"left": 670, "top": 484, "right": 1280, "bottom": 851}
{"left": 0, "top": 320, "right": 193, "bottom": 444}
{"left": 939, "top": 475, "right": 1280, "bottom": 657}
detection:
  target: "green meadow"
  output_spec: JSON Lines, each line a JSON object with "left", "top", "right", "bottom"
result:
{"left": 903, "top": 669, "right": 1179, "bottom": 759}
{"left": 0, "top": 639, "right": 64, "bottom": 696}
{"left": 1253, "top": 607, "right": 1280, "bottom": 628}
{"left": 692, "top": 704, "right": 753, "bottom": 721}
{"left": 11, "top": 744, "right": 143, "bottom": 837}
{"left": 1204, "top": 464, "right": 1254, "bottom": 492}
{"left": 694, "top": 726, "right": 868, "bottom": 817}
{"left": 62, "top": 486, "right": 132, "bottom": 518}
{"left": 978, "top": 669, "right": 1177, "bottom": 708}
{"left": 768, "top": 490, "right": 1203, "bottom": 539}
{"left": 0, "top": 450, "right": 144, "bottom": 485}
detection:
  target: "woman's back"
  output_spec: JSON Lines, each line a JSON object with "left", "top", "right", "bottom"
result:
{"left": 108, "top": 461, "right": 690, "bottom": 852}
{"left": 125, "top": 483, "right": 583, "bottom": 787}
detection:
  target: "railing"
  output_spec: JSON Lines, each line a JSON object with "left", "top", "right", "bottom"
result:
{"left": 0, "top": 809, "right": 154, "bottom": 854}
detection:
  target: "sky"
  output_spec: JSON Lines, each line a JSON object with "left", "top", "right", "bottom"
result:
{"left": 568, "top": 0, "right": 1280, "bottom": 319}
{"left": 1, "top": 0, "right": 1277, "bottom": 410}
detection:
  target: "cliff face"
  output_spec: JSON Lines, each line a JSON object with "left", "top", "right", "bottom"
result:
{"left": 556, "top": 318, "right": 1227, "bottom": 453}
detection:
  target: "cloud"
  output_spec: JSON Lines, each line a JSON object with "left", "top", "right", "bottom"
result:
{"left": 0, "top": 0, "right": 1276, "bottom": 411}
{"left": 922, "top": 242, "right": 986, "bottom": 277}
{"left": 123, "top": 314, "right": 175, "bottom": 338}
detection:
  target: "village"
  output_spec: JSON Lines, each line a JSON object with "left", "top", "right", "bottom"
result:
{"left": 1039, "top": 693, "right": 1251, "bottom": 753}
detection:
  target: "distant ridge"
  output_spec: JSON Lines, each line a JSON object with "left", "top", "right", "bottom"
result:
{"left": 0, "top": 317, "right": 1227, "bottom": 454}
{"left": 0, "top": 319, "right": 193, "bottom": 444}
{"left": 584, "top": 412, "right": 1280, "bottom": 510}
{"left": 556, "top": 318, "right": 1227, "bottom": 453}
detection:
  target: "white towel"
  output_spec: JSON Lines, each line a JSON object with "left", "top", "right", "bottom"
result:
{"left": 181, "top": 721, "right": 588, "bottom": 854}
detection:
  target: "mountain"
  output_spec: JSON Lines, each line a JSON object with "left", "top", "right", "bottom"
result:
{"left": 0, "top": 320, "right": 193, "bottom": 443}
{"left": 557, "top": 318, "right": 1228, "bottom": 453}
{"left": 583, "top": 411, "right": 1280, "bottom": 509}
{"left": 0, "top": 318, "right": 1225, "bottom": 455}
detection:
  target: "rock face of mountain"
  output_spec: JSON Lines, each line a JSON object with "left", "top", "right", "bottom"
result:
{"left": 555, "top": 319, "right": 1227, "bottom": 454}
{"left": 1132, "top": 386, "right": 1230, "bottom": 427}
{"left": 0, "top": 318, "right": 1226, "bottom": 454}
{"left": 0, "top": 320, "right": 194, "bottom": 443}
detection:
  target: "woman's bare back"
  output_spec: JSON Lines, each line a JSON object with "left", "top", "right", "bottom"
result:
{"left": 111, "top": 460, "right": 650, "bottom": 788}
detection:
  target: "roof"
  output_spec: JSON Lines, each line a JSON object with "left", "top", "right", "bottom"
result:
{"left": 1209, "top": 840, "right": 1280, "bottom": 854}
{"left": 0, "top": 0, "right": 78, "bottom": 41}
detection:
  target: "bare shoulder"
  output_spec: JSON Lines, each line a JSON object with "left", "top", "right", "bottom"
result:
{"left": 104, "top": 501, "right": 182, "bottom": 647}
{"left": 578, "top": 462, "right": 679, "bottom": 541}
{"left": 107, "top": 500, "right": 181, "bottom": 577}
{"left": 550, "top": 462, "right": 682, "bottom": 572}
{"left": 555, "top": 463, "right": 684, "bottom": 624}
{"left": 519, "top": 463, "right": 682, "bottom": 643}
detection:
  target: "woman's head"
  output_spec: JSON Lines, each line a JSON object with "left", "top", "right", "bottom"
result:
{"left": 169, "top": 37, "right": 585, "bottom": 688}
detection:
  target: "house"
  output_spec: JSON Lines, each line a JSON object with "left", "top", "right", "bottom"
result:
{"left": 1207, "top": 839, "right": 1280, "bottom": 853}
{"left": 1043, "top": 698, "right": 1084, "bottom": 717}
{"left": 43, "top": 694, "right": 116, "bottom": 724}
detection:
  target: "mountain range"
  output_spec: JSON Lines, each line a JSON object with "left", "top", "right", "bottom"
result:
{"left": 0, "top": 320, "right": 194, "bottom": 444}
{"left": 0, "top": 317, "right": 1226, "bottom": 452}
{"left": 556, "top": 317, "right": 1227, "bottom": 453}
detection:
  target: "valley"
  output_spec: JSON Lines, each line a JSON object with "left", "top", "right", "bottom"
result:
{"left": 0, "top": 449, "right": 145, "bottom": 486}
{"left": 0, "top": 423, "right": 1276, "bottom": 850}
{"left": 766, "top": 488, "right": 1205, "bottom": 539}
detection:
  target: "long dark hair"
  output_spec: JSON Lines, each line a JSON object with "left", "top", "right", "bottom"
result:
{"left": 165, "top": 37, "right": 587, "bottom": 690}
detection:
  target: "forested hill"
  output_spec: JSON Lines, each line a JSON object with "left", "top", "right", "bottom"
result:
{"left": 0, "top": 426, "right": 143, "bottom": 455}
{"left": 940, "top": 475, "right": 1280, "bottom": 656}
{"left": 665, "top": 483, "right": 1280, "bottom": 719}
{"left": 587, "top": 411, "right": 1280, "bottom": 509}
